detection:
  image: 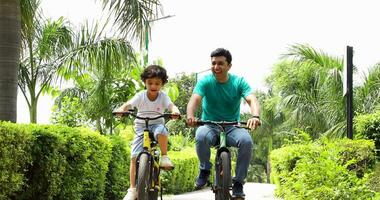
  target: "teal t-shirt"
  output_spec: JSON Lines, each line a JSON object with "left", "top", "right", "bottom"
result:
{"left": 193, "top": 73, "right": 252, "bottom": 121}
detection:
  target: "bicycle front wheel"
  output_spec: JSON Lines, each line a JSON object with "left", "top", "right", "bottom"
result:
{"left": 219, "top": 151, "right": 231, "bottom": 200}
{"left": 137, "top": 153, "right": 150, "bottom": 200}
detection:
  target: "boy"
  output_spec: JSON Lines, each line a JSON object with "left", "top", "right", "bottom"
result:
{"left": 115, "top": 65, "right": 180, "bottom": 200}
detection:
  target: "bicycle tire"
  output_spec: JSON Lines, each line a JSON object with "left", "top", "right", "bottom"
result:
{"left": 219, "top": 151, "right": 231, "bottom": 200}
{"left": 148, "top": 166, "right": 159, "bottom": 200}
{"left": 137, "top": 153, "right": 150, "bottom": 200}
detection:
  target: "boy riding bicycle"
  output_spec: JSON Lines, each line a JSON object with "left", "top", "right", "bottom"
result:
{"left": 115, "top": 65, "right": 180, "bottom": 200}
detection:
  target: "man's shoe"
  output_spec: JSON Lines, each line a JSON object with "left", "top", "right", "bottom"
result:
{"left": 123, "top": 188, "right": 137, "bottom": 200}
{"left": 195, "top": 169, "right": 210, "bottom": 189}
{"left": 160, "top": 155, "right": 174, "bottom": 170}
{"left": 232, "top": 181, "right": 245, "bottom": 198}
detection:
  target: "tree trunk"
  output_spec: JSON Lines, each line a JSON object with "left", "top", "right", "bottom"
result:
{"left": 29, "top": 96, "right": 37, "bottom": 123}
{"left": 0, "top": 0, "right": 21, "bottom": 122}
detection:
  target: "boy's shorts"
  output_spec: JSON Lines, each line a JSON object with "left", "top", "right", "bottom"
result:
{"left": 131, "top": 123, "right": 168, "bottom": 158}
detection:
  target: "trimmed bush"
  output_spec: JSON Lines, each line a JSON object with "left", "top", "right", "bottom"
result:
{"left": 0, "top": 122, "right": 33, "bottom": 199}
{"left": 355, "top": 111, "right": 380, "bottom": 158}
{"left": 104, "top": 135, "right": 131, "bottom": 200}
{"left": 58, "top": 128, "right": 112, "bottom": 200}
{"left": 270, "top": 138, "right": 376, "bottom": 200}
{"left": 161, "top": 148, "right": 199, "bottom": 194}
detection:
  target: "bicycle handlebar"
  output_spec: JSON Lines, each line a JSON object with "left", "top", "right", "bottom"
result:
{"left": 112, "top": 110, "right": 181, "bottom": 121}
{"left": 195, "top": 120, "right": 249, "bottom": 130}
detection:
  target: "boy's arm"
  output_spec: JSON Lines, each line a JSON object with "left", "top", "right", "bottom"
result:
{"left": 115, "top": 101, "right": 132, "bottom": 112}
{"left": 168, "top": 103, "right": 180, "bottom": 115}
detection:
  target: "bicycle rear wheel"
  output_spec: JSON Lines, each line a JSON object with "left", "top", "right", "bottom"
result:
{"left": 137, "top": 153, "right": 150, "bottom": 200}
{"left": 215, "top": 151, "right": 231, "bottom": 200}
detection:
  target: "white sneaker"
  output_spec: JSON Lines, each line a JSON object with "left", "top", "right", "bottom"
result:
{"left": 160, "top": 155, "right": 174, "bottom": 170}
{"left": 123, "top": 188, "right": 137, "bottom": 200}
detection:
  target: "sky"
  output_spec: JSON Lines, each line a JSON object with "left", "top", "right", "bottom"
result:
{"left": 17, "top": 0, "right": 380, "bottom": 123}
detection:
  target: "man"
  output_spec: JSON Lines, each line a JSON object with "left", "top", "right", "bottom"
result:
{"left": 186, "top": 48, "right": 260, "bottom": 199}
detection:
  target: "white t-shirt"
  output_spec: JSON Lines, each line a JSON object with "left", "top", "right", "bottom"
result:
{"left": 128, "top": 90, "right": 173, "bottom": 125}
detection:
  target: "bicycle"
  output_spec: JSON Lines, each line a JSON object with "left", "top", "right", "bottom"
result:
{"left": 113, "top": 110, "right": 180, "bottom": 200}
{"left": 194, "top": 120, "right": 250, "bottom": 200}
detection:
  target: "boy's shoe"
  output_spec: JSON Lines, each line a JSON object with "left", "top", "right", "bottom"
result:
{"left": 160, "top": 155, "right": 174, "bottom": 170}
{"left": 123, "top": 188, "right": 137, "bottom": 200}
{"left": 195, "top": 169, "right": 210, "bottom": 189}
{"left": 232, "top": 181, "right": 245, "bottom": 199}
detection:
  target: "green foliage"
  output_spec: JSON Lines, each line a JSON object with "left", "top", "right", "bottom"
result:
{"left": 368, "top": 162, "right": 380, "bottom": 193}
{"left": 161, "top": 148, "right": 199, "bottom": 194}
{"left": 355, "top": 110, "right": 380, "bottom": 158}
{"left": 50, "top": 96, "right": 87, "bottom": 127}
{"left": 0, "top": 123, "right": 114, "bottom": 200}
{"left": 104, "top": 135, "right": 131, "bottom": 200}
{"left": 19, "top": 125, "right": 68, "bottom": 200}
{"left": 0, "top": 122, "right": 33, "bottom": 199}
{"left": 168, "top": 134, "right": 194, "bottom": 151}
{"left": 270, "top": 138, "right": 376, "bottom": 200}
{"left": 59, "top": 128, "right": 112, "bottom": 200}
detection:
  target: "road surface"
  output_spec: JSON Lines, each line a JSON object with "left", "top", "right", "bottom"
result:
{"left": 163, "top": 183, "right": 280, "bottom": 200}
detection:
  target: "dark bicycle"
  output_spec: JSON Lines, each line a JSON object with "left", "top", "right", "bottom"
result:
{"left": 113, "top": 110, "right": 180, "bottom": 200}
{"left": 195, "top": 120, "right": 250, "bottom": 200}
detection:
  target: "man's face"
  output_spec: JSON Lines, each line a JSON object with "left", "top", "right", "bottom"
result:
{"left": 211, "top": 56, "right": 231, "bottom": 80}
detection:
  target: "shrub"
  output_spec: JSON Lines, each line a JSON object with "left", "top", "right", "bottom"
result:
{"left": 0, "top": 122, "right": 33, "bottom": 199}
{"left": 355, "top": 111, "right": 380, "bottom": 158}
{"left": 104, "top": 135, "right": 131, "bottom": 200}
{"left": 270, "top": 138, "right": 376, "bottom": 199}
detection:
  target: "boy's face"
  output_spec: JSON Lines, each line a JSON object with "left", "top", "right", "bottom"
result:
{"left": 145, "top": 77, "right": 163, "bottom": 95}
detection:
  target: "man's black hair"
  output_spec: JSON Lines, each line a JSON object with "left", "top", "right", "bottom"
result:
{"left": 140, "top": 65, "right": 168, "bottom": 84}
{"left": 210, "top": 48, "right": 232, "bottom": 64}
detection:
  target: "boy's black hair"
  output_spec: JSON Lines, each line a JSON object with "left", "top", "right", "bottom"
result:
{"left": 210, "top": 48, "right": 232, "bottom": 64}
{"left": 140, "top": 65, "right": 168, "bottom": 84}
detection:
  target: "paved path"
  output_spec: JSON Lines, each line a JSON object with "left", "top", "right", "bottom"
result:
{"left": 163, "top": 183, "right": 280, "bottom": 200}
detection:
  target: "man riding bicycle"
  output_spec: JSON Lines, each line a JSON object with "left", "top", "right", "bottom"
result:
{"left": 186, "top": 48, "right": 260, "bottom": 199}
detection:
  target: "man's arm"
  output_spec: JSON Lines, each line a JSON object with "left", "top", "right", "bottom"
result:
{"left": 245, "top": 93, "right": 261, "bottom": 130}
{"left": 186, "top": 93, "right": 202, "bottom": 126}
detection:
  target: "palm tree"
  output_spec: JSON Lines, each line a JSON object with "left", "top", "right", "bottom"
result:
{"left": 268, "top": 44, "right": 345, "bottom": 138}
{"left": 18, "top": 0, "right": 162, "bottom": 123}
{"left": 0, "top": 0, "right": 21, "bottom": 122}
{"left": 99, "top": 0, "right": 162, "bottom": 46}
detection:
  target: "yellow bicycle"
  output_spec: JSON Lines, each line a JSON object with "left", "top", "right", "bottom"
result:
{"left": 113, "top": 110, "right": 179, "bottom": 200}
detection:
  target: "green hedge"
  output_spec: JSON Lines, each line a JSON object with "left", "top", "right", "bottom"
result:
{"left": 270, "top": 138, "right": 376, "bottom": 200}
{"left": 104, "top": 135, "right": 131, "bottom": 200}
{"left": 0, "top": 122, "right": 205, "bottom": 199}
{"left": 0, "top": 122, "right": 33, "bottom": 199}
{"left": 355, "top": 111, "right": 380, "bottom": 158}
{"left": 161, "top": 148, "right": 199, "bottom": 194}
{"left": 0, "top": 123, "right": 116, "bottom": 200}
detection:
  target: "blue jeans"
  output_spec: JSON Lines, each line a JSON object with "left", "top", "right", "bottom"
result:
{"left": 195, "top": 125, "right": 253, "bottom": 184}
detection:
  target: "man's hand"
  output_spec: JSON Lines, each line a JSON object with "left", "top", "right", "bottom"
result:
{"left": 186, "top": 116, "right": 197, "bottom": 127}
{"left": 246, "top": 117, "right": 261, "bottom": 130}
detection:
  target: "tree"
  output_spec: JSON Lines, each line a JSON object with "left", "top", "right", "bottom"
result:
{"left": 0, "top": 0, "right": 21, "bottom": 122}
{"left": 16, "top": 0, "right": 163, "bottom": 123}
{"left": 266, "top": 44, "right": 345, "bottom": 138}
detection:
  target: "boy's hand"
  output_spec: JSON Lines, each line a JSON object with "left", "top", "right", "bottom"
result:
{"left": 113, "top": 109, "right": 124, "bottom": 118}
{"left": 170, "top": 111, "right": 181, "bottom": 120}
